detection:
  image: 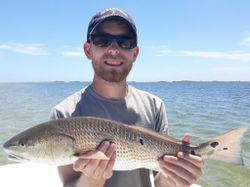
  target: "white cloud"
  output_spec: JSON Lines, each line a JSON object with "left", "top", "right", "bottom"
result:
{"left": 0, "top": 44, "right": 11, "bottom": 49}
{"left": 0, "top": 43, "right": 47, "bottom": 55}
{"left": 62, "top": 50, "right": 84, "bottom": 57}
{"left": 212, "top": 66, "right": 250, "bottom": 74}
{"left": 157, "top": 49, "right": 250, "bottom": 62}
{"left": 62, "top": 47, "right": 85, "bottom": 57}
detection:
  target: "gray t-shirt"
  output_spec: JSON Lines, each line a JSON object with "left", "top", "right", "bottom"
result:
{"left": 50, "top": 85, "right": 168, "bottom": 187}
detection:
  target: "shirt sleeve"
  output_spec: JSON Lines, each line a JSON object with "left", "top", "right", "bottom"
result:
{"left": 154, "top": 101, "right": 169, "bottom": 135}
{"left": 49, "top": 108, "right": 64, "bottom": 121}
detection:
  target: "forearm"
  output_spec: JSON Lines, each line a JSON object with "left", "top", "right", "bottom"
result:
{"left": 65, "top": 174, "right": 106, "bottom": 187}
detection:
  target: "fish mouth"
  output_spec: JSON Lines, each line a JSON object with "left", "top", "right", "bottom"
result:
{"left": 7, "top": 153, "right": 28, "bottom": 162}
{"left": 8, "top": 154, "right": 26, "bottom": 162}
{"left": 3, "top": 149, "right": 28, "bottom": 162}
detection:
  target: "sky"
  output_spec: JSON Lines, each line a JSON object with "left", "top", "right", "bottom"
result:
{"left": 1, "top": 0, "right": 250, "bottom": 82}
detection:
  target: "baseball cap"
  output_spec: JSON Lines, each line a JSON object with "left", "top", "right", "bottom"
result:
{"left": 87, "top": 8, "right": 137, "bottom": 44}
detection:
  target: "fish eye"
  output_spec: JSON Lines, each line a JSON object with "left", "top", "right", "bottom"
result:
{"left": 19, "top": 139, "right": 28, "bottom": 147}
{"left": 19, "top": 142, "right": 25, "bottom": 147}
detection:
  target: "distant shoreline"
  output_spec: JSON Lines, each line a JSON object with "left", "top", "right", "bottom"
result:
{"left": 0, "top": 80, "right": 250, "bottom": 84}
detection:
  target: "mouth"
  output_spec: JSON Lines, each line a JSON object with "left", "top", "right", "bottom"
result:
{"left": 104, "top": 60, "right": 124, "bottom": 67}
{"left": 4, "top": 149, "right": 28, "bottom": 162}
{"left": 7, "top": 153, "right": 28, "bottom": 162}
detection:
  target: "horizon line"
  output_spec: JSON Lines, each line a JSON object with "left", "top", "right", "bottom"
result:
{"left": 0, "top": 80, "right": 250, "bottom": 84}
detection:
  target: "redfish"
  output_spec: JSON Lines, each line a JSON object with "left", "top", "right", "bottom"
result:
{"left": 3, "top": 117, "right": 248, "bottom": 170}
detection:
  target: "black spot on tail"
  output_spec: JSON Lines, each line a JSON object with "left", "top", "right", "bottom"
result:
{"left": 210, "top": 142, "right": 219, "bottom": 148}
{"left": 223, "top": 147, "right": 228, "bottom": 150}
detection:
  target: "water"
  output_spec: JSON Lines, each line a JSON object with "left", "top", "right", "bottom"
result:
{"left": 0, "top": 81, "right": 250, "bottom": 187}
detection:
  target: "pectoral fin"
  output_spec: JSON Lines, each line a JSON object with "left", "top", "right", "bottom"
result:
{"left": 74, "top": 150, "right": 109, "bottom": 160}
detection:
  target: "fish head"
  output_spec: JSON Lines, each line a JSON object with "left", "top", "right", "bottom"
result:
{"left": 3, "top": 122, "right": 75, "bottom": 165}
{"left": 3, "top": 133, "right": 35, "bottom": 162}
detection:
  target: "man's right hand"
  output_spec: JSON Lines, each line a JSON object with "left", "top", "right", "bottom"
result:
{"left": 73, "top": 141, "right": 116, "bottom": 180}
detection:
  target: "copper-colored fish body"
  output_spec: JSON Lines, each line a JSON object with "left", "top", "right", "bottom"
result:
{"left": 3, "top": 117, "right": 248, "bottom": 170}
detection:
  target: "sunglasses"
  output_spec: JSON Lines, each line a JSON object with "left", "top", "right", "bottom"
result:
{"left": 89, "top": 33, "right": 137, "bottom": 49}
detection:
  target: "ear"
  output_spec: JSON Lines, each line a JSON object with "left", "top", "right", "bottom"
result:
{"left": 83, "top": 42, "right": 92, "bottom": 59}
{"left": 132, "top": 46, "right": 139, "bottom": 63}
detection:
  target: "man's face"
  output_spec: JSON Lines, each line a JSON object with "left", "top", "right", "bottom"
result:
{"left": 85, "top": 20, "right": 139, "bottom": 82}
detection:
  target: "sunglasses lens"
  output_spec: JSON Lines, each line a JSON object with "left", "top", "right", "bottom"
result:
{"left": 90, "top": 34, "right": 136, "bottom": 49}
{"left": 117, "top": 36, "right": 136, "bottom": 49}
{"left": 91, "top": 35, "right": 112, "bottom": 47}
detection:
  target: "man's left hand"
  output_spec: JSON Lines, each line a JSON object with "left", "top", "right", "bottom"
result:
{"left": 156, "top": 133, "right": 204, "bottom": 187}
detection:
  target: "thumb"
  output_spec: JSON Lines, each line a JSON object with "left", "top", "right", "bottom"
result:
{"left": 182, "top": 133, "right": 191, "bottom": 143}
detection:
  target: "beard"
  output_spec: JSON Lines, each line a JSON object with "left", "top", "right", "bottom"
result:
{"left": 92, "top": 53, "right": 133, "bottom": 82}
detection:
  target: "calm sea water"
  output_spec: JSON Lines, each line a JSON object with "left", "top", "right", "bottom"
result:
{"left": 0, "top": 82, "right": 249, "bottom": 187}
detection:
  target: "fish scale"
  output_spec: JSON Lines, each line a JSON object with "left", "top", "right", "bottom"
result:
{"left": 3, "top": 116, "right": 248, "bottom": 170}
{"left": 55, "top": 117, "right": 175, "bottom": 168}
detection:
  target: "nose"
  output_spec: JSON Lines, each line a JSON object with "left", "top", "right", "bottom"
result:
{"left": 107, "top": 40, "right": 120, "bottom": 55}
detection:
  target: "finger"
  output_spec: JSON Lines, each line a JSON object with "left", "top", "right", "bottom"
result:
{"left": 177, "top": 152, "right": 204, "bottom": 169}
{"left": 95, "top": 142, "right": 115, "bottom": 171}
{"left": 93, "top": 143, "right": 116, "bottom": 179}
{"left": 160, "top": 159, "right": 196, "bottom": 184}
{"left": 163, "top": 155, "right": 203, "bottom": 179}
{"left": 159, "top": 160, "right": 191, "bottom": 187}
{"left": 105, "top": 142, "right": 116, "bottom": 159}
{"left": 103, "top": 152, "right": 116, "bottom": 179}
{"left": 165, "top": 154, "right": 203, "bottom": 176}
{"left": 104, "top": 148, "right": 116, "bottom": 173}
{"left": 182, "top": 133, "right": 191, "bottom": 143}
{"left": 83, "top": 141, "right": 110, "bottom": 177}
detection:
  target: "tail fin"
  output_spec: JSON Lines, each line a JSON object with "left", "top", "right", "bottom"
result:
{"left": 202, "top": 126, "right": 248, "bottom": 165}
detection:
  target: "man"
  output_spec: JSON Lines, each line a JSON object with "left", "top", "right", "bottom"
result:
{"left": 50, "top": 8, "right": 203, "bottom": 187}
